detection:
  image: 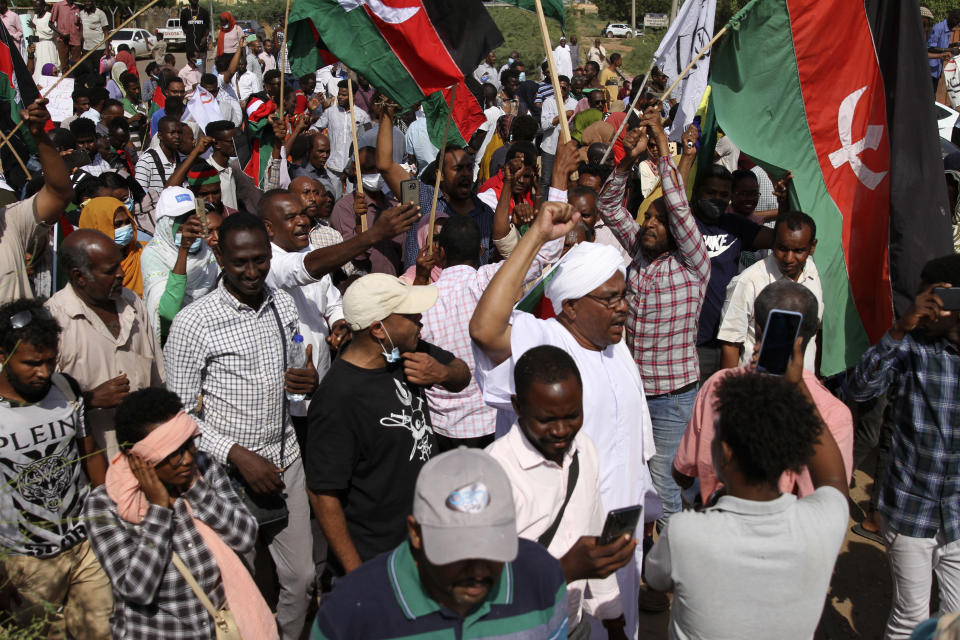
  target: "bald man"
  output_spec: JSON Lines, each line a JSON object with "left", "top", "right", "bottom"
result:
{"left": 291, "top": 132, "right": 342, "bottom": 202}
{"left": 45, "top": 230, "right": 164, "bottom": 458}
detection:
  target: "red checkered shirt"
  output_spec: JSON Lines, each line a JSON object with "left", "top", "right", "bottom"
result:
{"left": 597, "top": 155, "right": 710, "bottom": 395}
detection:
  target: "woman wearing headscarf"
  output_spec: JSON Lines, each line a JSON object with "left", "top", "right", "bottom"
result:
{"left": 216, "top": 12, "right": 242, "bottom": 56}
{"left": 40, "top": 62, "right": 57, "bottom": 77}
{"left": 141, "top": 187, "right": 218, "bottom": 342}
{"left": 83, "top": 387, "right": 278, "bottom": 640}
{"left": 30, "top": 0, "right": 59, "bottom": 82}
{"left": 79, "top": 197, "right": 145, "bottom": 296}
{"left": 106, "top": 60, "right": 127, "bottom": 102}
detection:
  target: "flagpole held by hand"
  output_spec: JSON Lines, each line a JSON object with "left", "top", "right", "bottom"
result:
{"left": 427, "top": 85, "right": 458, "bottom": 255}
{"left": 599, "top": 58, "right": 655, "bottom": 166}
{"left": 347, "top": 77, "right": 367, "bottom": 232}
{"left": 533, "top": 0, "right": 571, "bottom": 144}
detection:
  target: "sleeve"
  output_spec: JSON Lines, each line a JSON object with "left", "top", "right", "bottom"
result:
{"left": 356, "top": 108, "right": 371, "bottom": 126}
{"left": 312, "top": 108, "right": 329, "bottom": 132}
{"left": 492, "top": 225, "right": 520, "bottom": 258}
{"left": 659, "top": 155, "right": 710, "bottom": 281}
{"left": 644, "top": 525, "right": 674, "bottom": 592}
{"left": 540, "top": 99, "right": 557, "bottom": 136}
{"left": 134, "top": 152, "right": 154, "bottom": 193}
{"left": 476, "top": 188, "right": 499, "bottom": 212}
{"left": 475, "top": 237, "right": 562, "bottom": 290}
{"left": 304, "top": 381, "right": 358, "bottom": 493}
{"left": 155, "top": 272, "right": 187, "bottom": 342}
{"left": 715, "top": 275, "right": 754, "bottom": 346}
{"left": 597, "top": 167, "right": 642, "bottom": 261}
{"left": 84, "top": 491, "right": 175, "bottom": 605}
{"left": 323, "top": 278, "right": 344, "bottom": 325}
{"left": 3, "top": 196, "right": 39, "bottom": 253}
{"left": 185, "top": 456, "right": 259, "bottom": 554}
{"left": 420, "top": 339, "right": 455, "bottom": 365}
{"left": 847, "top": 332, "right": 910, "bottom": 403}
{"left": 266, "top": 250, "right": 317, "bottom": 289}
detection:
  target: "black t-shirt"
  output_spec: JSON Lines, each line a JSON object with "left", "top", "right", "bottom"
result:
{"left": 179, "top": 7, "right": 211, "bottom": 52}
{"left": 305, "top": 340, "right": 451, "bottom": 567}
{"left": 696, "top": 213, "right": 763, "bottom": 345}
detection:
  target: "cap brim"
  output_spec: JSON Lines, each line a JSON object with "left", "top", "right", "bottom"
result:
{"left": 394, "top": 285, "right": 439, "bottom": 316}
{"left": 420, "top": 522, "right": 518, "bottom": 566}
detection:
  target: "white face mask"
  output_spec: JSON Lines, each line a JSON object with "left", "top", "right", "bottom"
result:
{"left": 361, "top": 173, "right": 384, "bottom": 192}
{"left": 378, "top": 323, "right": 400, "bottom": 363}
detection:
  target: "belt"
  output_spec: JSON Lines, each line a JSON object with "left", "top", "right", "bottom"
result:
{"left": 646, "top": 381, "right": 698, "bottom": 400}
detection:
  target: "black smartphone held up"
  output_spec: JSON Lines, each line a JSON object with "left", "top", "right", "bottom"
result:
{"left": 934, "top": 286, "right": 960, "bottom": 311}
{"left": 756, "top": 309, "right": 804, "bottom": 375}
{"left": 599, "top": 504, "right": 643, "bottom": 546}
{"left": 400, "top": 178, "right": 420, "bottom": 206}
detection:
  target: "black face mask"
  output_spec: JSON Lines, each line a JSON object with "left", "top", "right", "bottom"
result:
{"left": 696, "top": 198, "right": 727, "bottom": 223}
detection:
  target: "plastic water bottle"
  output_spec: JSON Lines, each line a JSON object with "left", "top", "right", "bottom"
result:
{"left": 286, "top": 334, "right": 308, "bottom": 402}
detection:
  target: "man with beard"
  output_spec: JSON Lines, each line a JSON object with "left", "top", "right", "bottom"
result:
{"left": 292, "top": 132, "right": 342, "bottom": 201}
{"left": 377, "top": 103, "right": 496, "bottom": 269}
{"left": 311, "top": 79, "right": 371, "bottom": 180}
{"left": 148, "top": 78, "right": 188, "bottom": 140}
{"left": 205, "top": 119, "right": 262, "bottom": 214}
{"left": 45, "top": 230, "right": 165, "bottom": 459}
{"left": 470, "top": 203, "right": 659, "bottom": 640}
{"left": 0, "top": 299, "right": 112, "bottom": 639}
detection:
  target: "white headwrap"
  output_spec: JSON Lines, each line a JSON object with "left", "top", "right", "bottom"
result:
{"left": 544, "top": 242, "right": 626, "bottom": 314}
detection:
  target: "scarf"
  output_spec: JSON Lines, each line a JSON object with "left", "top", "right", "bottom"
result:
{"left": 111, "top": 61, "right": 128, "bottom": 96}
{"left": 216, "top": 12, "right": 237, "bottom": 57}
{"left": 104, "top": 412, "right": 278, "bottom": 640}
{"left": 479, "top": 168, "right": 534, "bottom": 215}
{"left": 78, "top": 197, "right": 144, "bottom": 296}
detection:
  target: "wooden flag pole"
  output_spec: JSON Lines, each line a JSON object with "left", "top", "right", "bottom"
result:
{"left": 533, "top": 0, "right": 571, "bottom": 143}
{"left": 426, "top": 84, "right": 458, "bottom": 254}
{"left": 599, "top": 58, "right": 655, "bottom": 165}
{"left": 1, "top": 0, "right": 162, "bottom": 155}
{"left": 347, "top": 77, "right": 367, "bottom": 232}
{"left": 278, "top": 0, "right": 291, "bottom": 123}
{"left": 0, "top": 128, "right": 31, "bottom": 180}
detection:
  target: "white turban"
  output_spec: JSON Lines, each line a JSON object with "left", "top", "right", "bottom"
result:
{"left": 544, "top": 242, "right": 626, "bottom": 314}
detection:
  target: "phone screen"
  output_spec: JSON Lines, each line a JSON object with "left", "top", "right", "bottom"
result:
{"left": 934, "top": 287, "right": 960, "bottom": 311}
{"left": 756, "top": 310, "right": 803, "bottom": 375}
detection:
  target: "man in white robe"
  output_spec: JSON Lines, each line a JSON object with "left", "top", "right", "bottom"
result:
{"left": 470, "top": 207, "right": 660, "bottom": 640}
{"left": 554, "top": 37, "right": 573, "bottom": 80}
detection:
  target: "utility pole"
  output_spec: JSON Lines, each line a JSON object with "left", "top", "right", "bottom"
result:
{"left": 670, "top": 0, "right": 680, "bottom": 22}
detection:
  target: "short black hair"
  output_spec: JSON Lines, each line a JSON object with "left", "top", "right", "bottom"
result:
{"left": 200, "top": 72, "right": 218, "bottom": 86}
{"left": 214, "top": 53, "right": 232, "bottom": 73}
{"left": 205, "top": 119, "right": 236, "bottom": 138}
{"left": 609, "top": 53, "right": 622, "bottom": 63}
{"left": 586, "top": 142, "right": 609, "bottom": 165}
{"left": 69, "top": 117, "right": 96, "bottom": 138}
{"left": 119, "top": 71, "right": 138, "bottom": 88}
{"left": 116, "top": 43, "right": 130, "bottom": 52}
{"left": 577, "top": 162, "right": 611, "bottom": 184}
{"left": 500, "top": 69, "right": 519, "bottom": 85}
{"left": 920, "top": 253, "right": 960, "bottom": 288}
{"left": 434, "top": 143, "right": 466, "bottom": 171}
{"left": 115, "top": 388, "right": 184, "bottom": 450}
{"left": 74, "top": 175, "right": 106, "bottom": 203}
{"left": 158, "top": 115, "right": 181, "bottom": 132}
{"left": 755, "top": 280, "right": 820, "bottom": 349}
{"left": 773, "top": 210, "right": 817, "bottom": 242}
{"left": 713, "top": 372, "right": 822, "bottom": 487}
{"left": 101, "top": 98, "right": 123, "bottom": 112}
{"left": 51, "top": 128, "right": 76, "bottom": 152}
{"left": 219, "top": 211, "right": 269, "bottom": 250}
{"left": 510, "top": 115, "right": 539, "bottom": 142}
{"left": 557, "top": 74, "right": 570, "bottom": 84}
{"left": 585, "top": 61, "right": 600, "bottom": 74}
{"left": 438, "top": 215, "right": 481, "bottom": 266}
{"left": 731, "top": 169, "right": 758, "bottom": 190}
{"left": 568, "top": 185, "right": 598, "bottom": 204}
{"left": 145, "top": 61, "right": 159, "bottom": 75}
{"left": 107, "top": 117, "right": 129, "bottom": 133}
{"left": 699, "top": 163, "right": 733, "bottom": 185}
{"left": 337, "top": 79, "right": 349, "bottom": 91}
{"left": 0, "top": 298, "right": 61, "bottom": 356}
{"left": 505, "top": 141, "right": 538, "bottom": 168}
{"left": 263, "top": 69, "right": 281, "bottom": 86}
{"left": 514, "top": 345, "right": 583, "bottom": 407}
{"left": 100, "top": 172, "right": 131, "bottom": 192}
{"left": 164, "top": 76, "right": 185, "bottom": 91}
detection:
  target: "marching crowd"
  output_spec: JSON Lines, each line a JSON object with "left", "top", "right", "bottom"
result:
{"left": 0, "top": 1, "right": 958, "bottom": 639}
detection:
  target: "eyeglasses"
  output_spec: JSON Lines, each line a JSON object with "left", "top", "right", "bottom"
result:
{"left": 582, "top": 293, "right": 627, "bottom": 309}
{"left": 158, "top": 437, "right": 198, "bottom": 468}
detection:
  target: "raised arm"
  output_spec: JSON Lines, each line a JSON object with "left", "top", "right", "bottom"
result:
{"left": 221, "top": 42, "right": 245, "bottom": 86}
{"left": 27, "top": 100, "right": 74, "bottom": 224}
{"left": 470, "top": 202, "right": 578, "bottom": 365}
{"left": 597, "top": 126, "right": 649, "bottom": 259}
{"left": 376, "top": 104, "right": 412, "bottom": 198}
{"left": 166, "top": 136, "right": 214, "bottom": 187}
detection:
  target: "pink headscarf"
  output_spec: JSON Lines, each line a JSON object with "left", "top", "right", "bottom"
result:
{"left": 105, "top": 412, "right": 278, "bottom": 640}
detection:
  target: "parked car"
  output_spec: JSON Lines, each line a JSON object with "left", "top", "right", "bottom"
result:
{"left": 235, "top": 19, "right": 266, "bottom": 43}
{"left": 155, "top": 18, "right": 186, "bottom": 50}
{"left": 603, "top": 23, "right": 640, "bottom": 38}
{"left": 112, "top": 28, "right": 157, "bottom": 59}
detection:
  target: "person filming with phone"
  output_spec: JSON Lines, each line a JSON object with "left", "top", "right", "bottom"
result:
{"left": 848, "top": 253, "right": 960, "bottom": 639}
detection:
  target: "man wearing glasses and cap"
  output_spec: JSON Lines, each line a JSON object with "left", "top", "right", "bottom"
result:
{"left": 311, "top": 448, "right": 569, "bottom": 638}
{"left": 0, "top": 298, "right": 112, "bottom": 638}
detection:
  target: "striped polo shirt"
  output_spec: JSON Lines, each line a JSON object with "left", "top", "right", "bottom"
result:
{"left": 312, "top": 538, "right": 568, "bottom": 639}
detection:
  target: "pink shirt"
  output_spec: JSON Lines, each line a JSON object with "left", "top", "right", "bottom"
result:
{"left": 674, "top": 366, "right": 854, "bottom": 504}
{"left": 1, "top": 9, "right": 23, "bottom": 47}
{"left": 50, "top": 0, "right": 81, "bottom": 45}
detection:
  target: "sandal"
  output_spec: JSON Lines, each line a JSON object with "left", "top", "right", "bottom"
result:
{"left": 851, "top": 522, "right": 883, "bottom": 544}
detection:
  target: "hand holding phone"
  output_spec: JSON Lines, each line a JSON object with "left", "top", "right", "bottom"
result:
{"left": 400, "top": 178, "right": 420, "bottom": 206}
{"left": 561, "top": 534, "right": 636, "bottom": 582}
{"left": 934, "top": 286, "right": 960, "bottom": 311}
{"left": 599, "top": 504, "right": 643, "bottom": 545}
{"left": 756, "top": 309, "right": 804, "bottom": 375}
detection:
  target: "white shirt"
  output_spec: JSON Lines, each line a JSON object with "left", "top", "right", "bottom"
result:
{"left": 554, "top": 44, "right": 573, "bottom": 78}
{"left": 403, "top": 116, "right": 438, "bottom": 176}
{"left": 716, "top": 254, "right": 823, "bottom": 370}
{"left": 540, "top": 95, "right": 577, "bottom": 154}
{"left": 237, "top": 70, "right": 260, "bottom": 102}
{"left": 487, "top": 426, "right": 622, "bottom": 627}
{"left": 207, "top": 156, "right": 238, "bottom": 212}
{"left": 646, "top": 487, "right": 848, "bottom": 640}
{"left": 474, "top": 310, "right": 659, "bottom": 639}
{"left": 258, "top": 51, "right": 277, "bottom": 73}
{"left": 473, "top": 62, "right": 500, "bottom": 89}
{"left": 265, "top": 243, "right": 345, "bottom": 416}
{"left": 312, "top": 105, "right": 370, "bottom": 173}
{"left": 215, "top": 73, "right": 243, "bottom": 127}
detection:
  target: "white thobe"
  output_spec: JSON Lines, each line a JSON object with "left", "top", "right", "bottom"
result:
{"left": 312, "top": 105, "right": 371, "bottom": 173}
{"left": 474, "top": 310, "right": 661, "bottom": 640}
{"left": 554, "top": 44, "right": 573, "bottom": 78}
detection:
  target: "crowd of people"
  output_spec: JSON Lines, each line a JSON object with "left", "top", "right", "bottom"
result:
{"left": 0, "top": 2, "right": 958, "bottom": 639}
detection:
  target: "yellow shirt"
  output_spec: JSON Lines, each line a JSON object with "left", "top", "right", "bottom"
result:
{"left": 599, "top": 67, "right": 621, "bottom": 103}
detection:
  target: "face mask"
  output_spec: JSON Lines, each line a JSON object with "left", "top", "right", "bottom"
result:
{"left": 508, "top": 57, "right": 515, "bottom": 65}
{"left": 175, "top": 233, "right": 204, "bottom": 253}
{"left": 378, "top": 324, "right": 401, "bottom": 363}
{"left": 696, "top": 198, "right": 727, "bottom": 223}
{"left": 361, "top": 173, "right": 384, "bottom": 192}
{"left": 518, "top": 72, "right": 526, "bottom": 83}
{"left": 113, "top": 224, "right": 134, "bottom": 246}
{"left": 195, "top": 59, "right": 203, "bottom": 67}
{"left": 123, "top": 196, "right": 134, "bottom": 211}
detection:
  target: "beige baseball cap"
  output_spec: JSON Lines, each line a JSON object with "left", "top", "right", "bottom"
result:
{"left": 342, "top": 273, "right": 438, "bottom": 331}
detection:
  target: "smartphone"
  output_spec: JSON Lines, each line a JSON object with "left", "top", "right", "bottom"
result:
{"left": 400, "top": 178, "right": 420, "bottom": 206}
{"left": 756, "top": 309, "right": 804, "bottom": 375}
{"left": 934, "top": 287, "right": 960, "bottom": 311}
{"left": 599, "top": 504, "right": 643, "bottom": 545}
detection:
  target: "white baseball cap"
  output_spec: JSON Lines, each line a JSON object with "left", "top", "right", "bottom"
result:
{"left": 342, "top": 273, "right": 438, "bottom": 331}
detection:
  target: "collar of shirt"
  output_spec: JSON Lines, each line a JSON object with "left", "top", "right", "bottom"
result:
{"left": 215, "top": 279, "right": 277, "bottom": 314}
{"left": 58, "top": 283, "right": 137, "bottom": 344}
{"left": 708, "top": 492, "right": 797, "bottom": 517}
{"left": 386, "top": 541, "right": 514, "bottom": 621}
{"left": 762, "top": 253, "right": 817, "bottom": 284}
{"left": 509, "top": 421, "right": 580, "bottom": 472}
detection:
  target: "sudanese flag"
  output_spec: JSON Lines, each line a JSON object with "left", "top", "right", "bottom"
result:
{"left": 287, "top": 0, "right": 503, "bottom": 147}
{"left": 0, "top": 23, "right": 40, "bottom": 190}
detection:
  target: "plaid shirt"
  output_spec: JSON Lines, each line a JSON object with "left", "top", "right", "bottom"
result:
{"left": 597, "top": 155, "right": 710, "bottom": 395}
{"left": 849, "top": 331, "right": 960, "bottom": 541}
{"left": 420, "top": 239, "right": 562, "bottom": 438}
{"left": 164, "top": 281, "right": 300, "bottom": 467}
{"left": 83, "top": 453, "right": 258, "bottom": 639}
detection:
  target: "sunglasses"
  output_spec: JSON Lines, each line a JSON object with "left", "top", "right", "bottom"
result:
{"left": 7, "top": 307, "right": 52, "bottom": 330}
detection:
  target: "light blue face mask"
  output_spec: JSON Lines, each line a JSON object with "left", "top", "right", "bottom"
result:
{"left": 175, "top": 233, "right": 204, "bottom": 254}
{"left": 518, "top": 71, "right": 526, "bottom": 83}
{"left": 508, "top": 57, "right": 515, "bottom": 65}
{"left": 378, "top": 324, "right": 401, "bottom": 363}
{"left": 113, "top": 224, "right": 134, "bottom": 246}
{"left": 195, "top": 59, "right": 203, "bottom": 67}
{"left": 124, "top": 196, "right": 135, "bottom": 211}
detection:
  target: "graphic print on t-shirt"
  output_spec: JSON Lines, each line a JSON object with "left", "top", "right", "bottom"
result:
{"left": 380, "top": 378, "right": 433, "bottom": 462}
{"left": 703, "top": 232, "right": 737, "bottom": 259}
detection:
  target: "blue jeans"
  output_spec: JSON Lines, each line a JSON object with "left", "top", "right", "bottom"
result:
{"left": 646, "top": 384, "right": 699, "bottom": 518}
